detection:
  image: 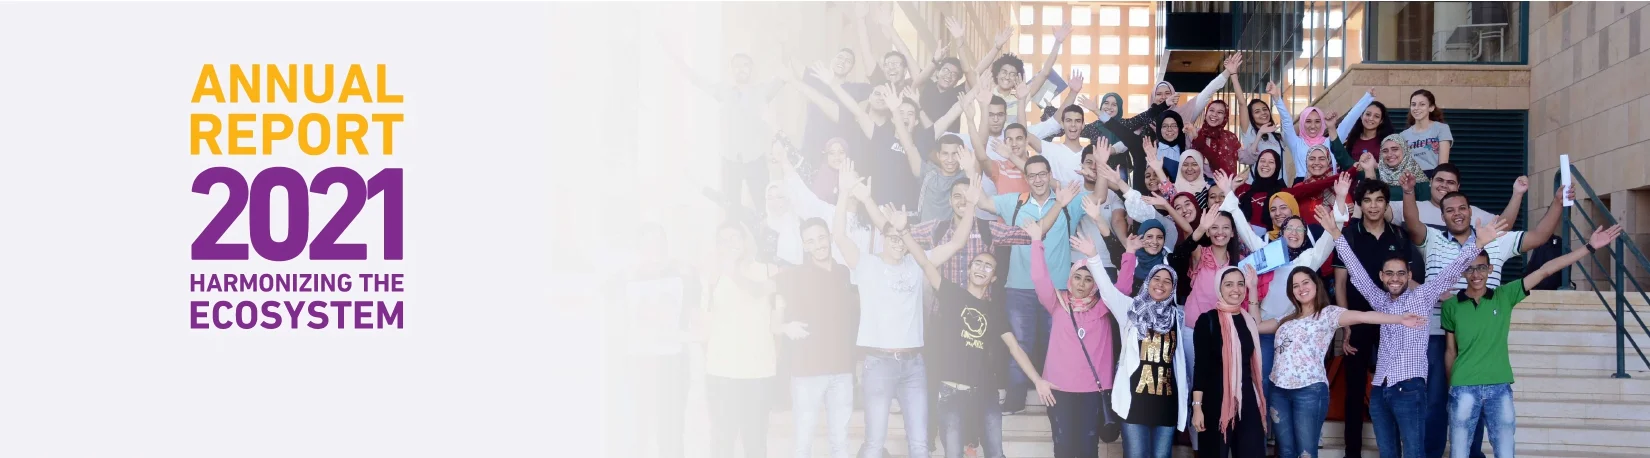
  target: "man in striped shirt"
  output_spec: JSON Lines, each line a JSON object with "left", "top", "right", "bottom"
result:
{"left": 1398, "top": 176, "right": 1570, "bottom": 458}
{"left": 1334, "top": 215, "right": 1510, "bottom": 458}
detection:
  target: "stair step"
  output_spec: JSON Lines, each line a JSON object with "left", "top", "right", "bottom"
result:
{"left": 1522, "top": 291, "right": 1650, "bottom": 308}
{"left": 1510, "top": 348, "right": 1650, "bottom": 371}
{"left": 1511, "top": 308, "right": 1619, "bottom": 326}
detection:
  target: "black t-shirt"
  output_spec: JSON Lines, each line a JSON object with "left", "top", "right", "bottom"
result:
{"left": 1127, "top": 329, "right": 1179, "bottom": 427}
{"left": 921, "top": 81, "right": 966, "bottom": 134}
{"left": 1331, "top": 218, "right": 1423, "bottom": 347}
{"left": 801, "top": 76, "right": 873, "bottom": 157}
{"left": 1192, "top": 312, "right": 1261, "bottom": 423}
{"left": 865, "top": 120, "right": 920, "bottom": 210}
{"left": 927, "top": 282, "right": 1012, "bottom": 389}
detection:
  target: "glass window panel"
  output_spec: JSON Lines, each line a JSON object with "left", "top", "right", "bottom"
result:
{"left": 1127, "top": 94, "right": 1148, "bottom": 114}
{"left": 1328, "top": 38, "right": 1343, "bottom": 58}
{"left": 1020, "top": 35, "right": 1035, "bottom": 55}
{"left": 1300, "top": 39, "right": 1315, "bottom": 58}
{"left": 1129, "top": 7, "right": 1151, "bottom": 27}
{"left": 1327, "top": 67, "right": 1343, "bottom": 84}
{"left": 1043, "top": 6, "right": 1063, "bottom": 25}
{"left": 1129, "top": 36, "right": 1150, "bottom": 55}
{"left": 1099, "top": 36, "right": 1121, "bottom": 55}
{"left": 1020, "top": 6, "right": 1035, "bottom": 25}
{"left": 1043, "top": 35, "right": 1056, "bottom": 54}
{"left": 1071, "top": 6, "right": 1091, "bottom": 26}
{"left": 1072, "top": 35, "right": 1091, "bottom": 55}
{"left": 1329, "top": 9, "right": 1344, "bottom": 29}
{"left": 1097, "top": 65, "right": 1120, "bottom": 84}
{"left": 1099, "top": 7, "right": 1121, "bottom": 26}
{"left": 1127, "top": 65, "right": 1149, "bottom": 85}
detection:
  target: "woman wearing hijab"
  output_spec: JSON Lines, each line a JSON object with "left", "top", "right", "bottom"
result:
{"left": 1266, "top": 82, "right": 1370, "bottom": 180}
{"left": 1190, "top": 100, "right": 1243, "bottom": 178}
{"left": 1287, "top": 144, "right": 1351, "bottom": 227}
{"left": 1373, "top": 133, "right": 1431, "bottom": 203}
{"left": 1168, "top": 205, "right": 1257, "bottom": 399}
{"left": 1157, "top": 53, "right": 1241, "bottom": 122}
{"left": 1189, "top": 265, "right": 1267, "bottom": 458}
{"left": 1172, "top": 149, "right": 1216, "bottom": 209}
{"left": 1090, "top": 258, "right": 1191, "bottom": 458}
{"left": 1128, "top": 219, "right": 1171, "bottom": 294}
{"left": 1154, "top": 110, "right": 1189, "bottom": 179}
{"left": 1231, "top": 149, "right": 1293, "bottom": 230}
{"left": 1028, "top": 224, "right": 1122, "bottom": 458}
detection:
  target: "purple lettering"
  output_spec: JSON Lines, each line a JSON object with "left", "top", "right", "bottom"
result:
{"left": 260, "top": 301, "right": 282, "bottom": 329}
{"left": 190, "top": 301, "right": 210, "bottom": 328}
{"left": 378, "top": 301, "right": 403, "bottom": 329}
{"left": 213, "top": 301, "right": 233, "bottom": 329}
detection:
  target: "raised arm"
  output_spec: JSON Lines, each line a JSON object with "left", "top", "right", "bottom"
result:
{"left": 1023, "top": 24, "right": 1072, "bottom": 100}
{"left": 1338, "top": 309, "right": 1425, "bottom": 328}
{"left": 880, "top": 86, "right": 926, "bottom": 178}
{"left": 891, "top": 205, "right": 946, "bottom": 290}
{"left": 1398, "top": 173, "right": 1429, "bottom": 243}
{"left": 833, "top": 163, "right": 866, "bottom": 269}
{"left": 1336, "top": 89, "right": 1375, "bottom": 140}
{"left": 815, "top": 63, "right": 877, "bottom": 139}
{"left": 1521, "top": 184, "right": 1573, "bottom": 252}
{"left": 1414, "top": 218, "right": 1510, "bottom": 301}
{"left": 1176, "top": 53, "right": 1238, "bottom": 118}
{"left": 972, "top": 26, "right": 1012, "bottom": 76}
{"left": 1085, "top": 235, "right": 1139, "bottom": 315}
{"left": 1332, "top": 234, "right": 1385, "bottom": 303}
{"left": 772, "top": 138, "right": 835, "bottom": 219}
{"left": 785, "top": 67, "right": 842, "bottom": 123}
{"left": 1437, "top": 124, "right": 1454, "bottom": 165}
{"left": 1230, "top": 73, "right": 1249, "bottom": 133}
{"left": 1214, "top": 170, "right": 1268, "bottom": 251}
{"left": 1501, "top": 176, "right": 1528, "bottom": 236}
{"left": 1028, "top": 230, "right": 1065, "bottom": 314}
{"left": 1527, "top": 225, "right": 1623, "bottom": 288}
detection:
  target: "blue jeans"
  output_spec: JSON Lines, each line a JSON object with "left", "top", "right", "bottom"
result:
{"left": 1004, "top": 288, "right": 1051, "bottom": 412}
{"left": 1370, "top": 377, "right": 1429, "bottom": 458}
{"left": 1121, "top": 421, "right": 1175, "bottom": 458}
{"left": 861, "top": 353, "right": 930, "bottom": 458}
{"left": 1427, "top": 335, "right": 1485, "bottom": 458}
{"left": 1272, "top": 382, "right": 1330, "bottom": 458}
{"left": 937, "top": 384, "right": 1004, "bottom": 458}
{"left": 793, "top": 373, "right": 855, "bottom": 458}
{"left": 1448, "top": 384, "right": 1515, "bottom": 458}
{"left": 1260, "top": 334, "right": 1278, "bottom": 436}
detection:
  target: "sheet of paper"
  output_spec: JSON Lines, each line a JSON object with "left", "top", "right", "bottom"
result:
{"left": 1237, "top": 239, "right": 1291, "bottom": 275}
{"left": 1560, "top": 154, "right": 1573, "bottom": 207}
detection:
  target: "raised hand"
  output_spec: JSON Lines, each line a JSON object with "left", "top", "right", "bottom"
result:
{"left": 1097, "top": 164, "right": 1126, "bottom": 190}
{"left": 1241, "top": 264, "right": 1259, "bottom": 289}
{"left": 965, "top": 174, "right": 984, "bottom": 207}
{"left": 1222, "top": 52, "right": 1243, "bottom": 75}
{"left": 1053, "top": 23, "right": 1073, "bottom": 42}
{"left": 1358, "top": 152, "right": 1378, "bottom": 173}
{"left": 779, "top": 321, "right": 810, "bottom": 340}
{"left": 1082, "top": 194, "right": 1102, "bottom": 221}
{"left": 1334, "top": 172, "right": 1353, "bottom": 198}
{"left": 809, "top": 61, "right": 836, "bottom": 84}
{"left": 993, "top": 26, "right": 1013, "bottom": 49}
{"left": 1070, "top": 232, "right": 1097, "bottom": 257}
{"left": 1123, "top": 234, "right": 1144, "bottom": 253}
{"left": 1266, "top": 81, "right": 1280, "bottom": 98}
{"left": 852, "top": 176, "right": 874, "bottom": 201}
{"left": 1055, "top": 181, "right": 1081, "bottom": 207}
{"left": 1258, "top": 124, "right": 1277, "bottom": 135}
{"left": 1076, "top": 94, "right": 1100, "bottom": 114}
{"left": 1556, "top": 182, "right": 1576, "bottom": 203}
{"left": 1198, "top": 209, "right": 1219, "bottom": 232}
{"left": 1069, "top": 69, "right": 1086, "bottom": 95}
{"left": 900, "top": 86, "right": 920, "bottom": 105}
{"left": 945, "top": 16, "right": 966, "bottom": 40}
{"left": 1021, "top": 220, "right": 1046, "bottom": 241}
{"left": 879, "top": 83, "right": 903, "bottom": 112}
{"left": 1512, "top": 175, "right": 1529, "bottom": 195}
{"left": 838, "top": 158, "right": 861, "bottom": 190}
{"left": 1315, "top": 205, "right": 1341, "bottom": 238}
{"left": 1142, "top": 195, "right": 1172, "bottom": 211}
{"left": 1213, "top": 170, "right": 1237, "bottom": 197}
{"left": 1400, "top": 172, "right": 1416, "bottom": 193}
{"left": 1367, "top": 87, "right": 1377, "bottom": 98}
{"left": 988, "top": 136, "right": 1007, "bottom": 155}
{"left": 1473, "top": 216, "right": 1512, "bottom": 249}
{"left": 1590, "top": 224, "right": 1625, "bottom": 249}
{"left": 884, "top": 203, "right": 910, "bottom": 231}
{"left": 1142, "top": 138, "right": 1161, "bottom": 168}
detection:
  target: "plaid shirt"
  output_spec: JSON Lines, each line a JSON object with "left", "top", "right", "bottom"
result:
{"left": 1334, "top": 235, "right": 1482, "bottom": 387}
{"left": 911, "top": 217, "right": 1033, "bottom": 292}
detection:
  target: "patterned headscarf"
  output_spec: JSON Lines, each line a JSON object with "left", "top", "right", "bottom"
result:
{"left": 1129, "top": 264, "right": 1180, "bottom": 337}
{"left": 1376, "top": 133, "right": 1427, "bottom": 187}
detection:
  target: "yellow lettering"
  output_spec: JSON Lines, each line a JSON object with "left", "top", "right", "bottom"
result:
{"left": 1136, "top": 363, "right": 1158, "bottom": 395}
{"left": 1141, "top": 333, "right": 1161, "bottom": 364}
{"left": 225, "top": 113, "right": 256, "bottom": 155}
{"left": 375, "top": 64, "right": 402, "bottom": 103}
{"left": 262, "top": 113, "right": 292, "bottom": 155}
{"left": 191, "top": 65, "right": 224, "bottom": 103}
{"left": 190, "top": 113, "right": 222, "bottom": 155}
{"left": 298, "top": 113, "right": 330, "bottom": 155}
{"left": 229, "top": 64, "right": 259, "bottom": 103}
{"left": 339, "top": 64, "right": 372, "bottom": 103}
{"left": 303, "top": 64, "right": 334, "bottom": 103}
{"left": 1158, "top": 365, "right": 1173, "bottom": 396}
{"left": 337, "top": 113, "right": 368, "bottom": 154}
{"left": 267, "top": 64, "right": 297, "bottom": 103}
{"left": 372, "top": 113, "right": 402, "bottom": 155}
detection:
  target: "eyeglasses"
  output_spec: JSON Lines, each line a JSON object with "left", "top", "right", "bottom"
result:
{"left": 1380, "top": 270, "right": 1409, "bottom": 277}
{"left": 1026, "top": 172, "right": 1051, "bottom": 179}
{"left": 1466, "top": 265, "right": 1494, "bottom": 274}
{"left": 1284, "top": 227, "right": 1308, "bottom": 234}
{"left": 970, "top": 260, "right": 995, "bottom": 273}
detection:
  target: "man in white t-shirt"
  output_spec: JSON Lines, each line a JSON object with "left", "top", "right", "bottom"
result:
{"left": 1398, "top": 175, "right": 1569, "bottom": 458}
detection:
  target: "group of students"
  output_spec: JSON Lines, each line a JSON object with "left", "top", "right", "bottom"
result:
{"left": 626, "top": 9, "right": 1622, "bottom": 458}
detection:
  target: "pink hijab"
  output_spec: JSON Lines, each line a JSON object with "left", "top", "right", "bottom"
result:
{"left": 1297, "top": 107, "right": 1327, "bottom": 147}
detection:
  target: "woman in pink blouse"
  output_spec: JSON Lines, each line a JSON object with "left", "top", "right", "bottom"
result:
{"left": 1256, "top": 208, "right": 1425, "bottom": 458}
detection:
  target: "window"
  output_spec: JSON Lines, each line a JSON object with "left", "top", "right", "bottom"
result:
{"left": 1327, "top": 67, "right": 1343, "bottom": 84}
{"left": 1289, "top": 68, "right": 1309, "bottom": 84}
{"left": 1099, "top": 36, "right": 1120, "bottom": 55}
{"left": 1071, "top": 64, "right": 1091, "bottom": 81}
{"left": 1019, "top": 6, "right": 1034, "bottom": 25}
{"left": 1302, "top": 11, "right": 1321, "bottom": 28}
{"left": 1369, "top": 1, "right": 1522, "bottom": 63}
{"left": 1300, "top": 39, "right": 1315, "bottom": 58}
{"left": 1099, "top": 7, "right": 1121, "bottom": 26}
{"left": 1023, "top": 62, "right": 1034, "bottom": 82}
{"left": 1329, "top": 9, "right": 1344, "bottom": 29}
{"left": 1128, "top": 36, "right": 1150, "bottom": 55}
{"left": 1129, "top": 7, "right": 1150, "bottom": 27}
{"left": 1043, "top": 6, "right": 1063, "bottom": 25}
{"left": 1043, "top": 35, "right": 1056, "bottom": 54}
{"left": 1127, "top": 65, "right": 1149, "bottom": 85}
{"left": 1127, "top": 94, "right": 1148, "bottom": 113}
{"left": 1020, "top": 35, "right": 1035, "bottom": 55}
{"left": 1328, "top": 38, "right": 1343, "bottom": 58}
{"left": 1071, "top": 35, "right": 1091, "bottom": 55}
{"left": 1052, "top": 65, "right": 1063, "bottom": 80}
{"left": 1071, "top": 6, "right": 1091, "bottom": 26}
{"left": 1097, "top": 65, "right": 1120, "bottom": 84}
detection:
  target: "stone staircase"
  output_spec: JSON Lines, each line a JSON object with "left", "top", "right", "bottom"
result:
{"left": 763, "top": 291, "right": 1650, "bottom": 457}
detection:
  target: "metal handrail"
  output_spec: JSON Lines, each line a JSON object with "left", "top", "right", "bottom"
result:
{"left": 1559, "top": 164, "right": 1650, "bottom": 378}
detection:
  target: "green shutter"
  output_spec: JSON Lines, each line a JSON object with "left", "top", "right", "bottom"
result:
{"left": 1387, "top": 108, "right": 1530, "bottom": 274}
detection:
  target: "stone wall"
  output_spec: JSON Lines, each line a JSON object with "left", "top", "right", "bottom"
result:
{"left": 1312, "top": 64, "right": 1530, "bottom": 121}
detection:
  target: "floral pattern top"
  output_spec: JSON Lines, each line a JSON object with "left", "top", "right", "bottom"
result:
{"left": 1269, "top": 305, "right": 1347, "bottom": 389}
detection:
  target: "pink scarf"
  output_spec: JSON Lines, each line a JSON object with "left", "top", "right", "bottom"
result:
{"left": 1213, "top": 267, "right": 1267, "bottom": 440}
{"left": 1297, "top": 107, "right": 1327, "bottom": 147}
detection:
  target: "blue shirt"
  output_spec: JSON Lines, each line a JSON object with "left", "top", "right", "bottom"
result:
{"left": 993, "top": 191, "right": 1088, "bottom": 290}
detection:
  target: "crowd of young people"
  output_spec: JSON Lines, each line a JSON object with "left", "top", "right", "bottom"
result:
{"left": 626, "top": 8, "right": 1617, "bottom": 458}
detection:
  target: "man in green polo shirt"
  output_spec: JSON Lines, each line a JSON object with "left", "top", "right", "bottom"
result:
{"left": 1442, "top": 224, "right": 1623, "bottom": 458}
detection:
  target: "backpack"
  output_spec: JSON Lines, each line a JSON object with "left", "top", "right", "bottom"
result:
{"left": 1522, "top": 235, "right": 1565, "bottom": 290}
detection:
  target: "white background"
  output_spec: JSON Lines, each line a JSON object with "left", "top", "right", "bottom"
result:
{"left": 0, "top": 3, "right": 632, "bottom": 456}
